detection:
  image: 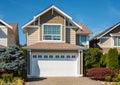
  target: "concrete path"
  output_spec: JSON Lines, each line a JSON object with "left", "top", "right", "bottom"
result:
{"left": 25, "top": 77, "right": 103, "bottom": 85}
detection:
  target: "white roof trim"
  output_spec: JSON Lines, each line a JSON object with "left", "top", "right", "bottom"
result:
{"left": 71, "top": 20, "right": 82, "bottom": 29}
{"left": 22, "top": 19, "right": 35, "bottom": 29}
{"left": 97, "top": 23, "right": 120, "bottom": 39}
{"left": 22, "top": 5, "right": 72, "bottom": 29}
{"left": 0, "top": 19, "right": 13, "bottom": 29}
{"left": 35, "top": 5, "right": 72, "bottom": 20}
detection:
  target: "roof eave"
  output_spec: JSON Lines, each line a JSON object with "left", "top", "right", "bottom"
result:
{"left": 25, "top": 47, "right": 87, "bottom": 50}
{"left": 0, "top": 19, "right": 13, "bottom": 29}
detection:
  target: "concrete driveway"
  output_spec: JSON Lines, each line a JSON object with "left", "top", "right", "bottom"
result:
{"left": 25, "top": 77, "right": 103, "bottom": 85}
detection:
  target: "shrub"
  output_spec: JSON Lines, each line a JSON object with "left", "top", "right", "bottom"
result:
{"left": 2, "top": 73, "right": 13, "bottom": 83}
{"left": 13, "top": 77, "right": 23, "bottom": 85}
{"left": 86, "top": 67, "right": 115, "bottom": 80}
{"left": 84, "top": 48, "right": 103, "bottom": 71}
{"left": 0, "top": 77, "right": 23, "bottom": 85}
{"left": 112, "top": 76, "right": 120, "bottom": 82}
{"left": 106, "top": 48, "right": 119, "bottom": 73}
{"left": 105, "top": 76, "right": 112, "bottom": 81}
{"left": 112, "top": 82, "right": 120, "bottom": 85}
{"left": 100, "top": 54, "right": 107, "bottom": 67}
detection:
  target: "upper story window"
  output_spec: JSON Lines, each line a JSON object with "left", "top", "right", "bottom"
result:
{"left": 43, "top": 24, "right": 62, "bottom": 41}
{"left": 114, "top": 36, "right": 120, "bottom": 46}
{"left": 79, "top": 35, "right": 87, "bottom": 45}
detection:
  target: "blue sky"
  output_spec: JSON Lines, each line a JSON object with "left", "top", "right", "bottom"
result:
{"left": 0, "top": 0, "right": 120, "bottom": 45}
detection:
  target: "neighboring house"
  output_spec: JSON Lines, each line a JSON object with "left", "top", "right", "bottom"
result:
{"left": 90, "top": 22, "right": 120, "bottom": 53}
{"left": 22, "top": 5, "right": 92, "bottom": 77}
{"left": 0, "top": 19, "right": 19, "bottom": 52}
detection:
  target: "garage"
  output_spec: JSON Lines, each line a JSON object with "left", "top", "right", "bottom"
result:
{"left": 31, "top": 52, "right": 79, "bottom": 77}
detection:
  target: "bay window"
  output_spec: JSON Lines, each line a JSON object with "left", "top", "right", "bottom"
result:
{"left": 43, "top": 24, "right": 61, "bottom": 41}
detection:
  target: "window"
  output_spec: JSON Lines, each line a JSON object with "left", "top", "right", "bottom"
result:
{"left": 49, "top": 55, "right": 53, "bottom": 58}
{"left": 80, "top": 35, "right": 87, "bottom": 45}
{"left": 43, "top": 24, "right": 61, "bottom": 40}
{"left": 44, "top": 55, "right": 48, "bottom": 58}
{"left": 72, "top": 56, "right": 76, "bottom": 58}
{"left": 33, "top": 55, "right": 37, "bottom": 58}
{"left": 114, "top": 36, "right": 120, "bottom": 46}
{"left": 61, "top": 55, "right": 65, "bottom": 58}
{"left": 55, "top": 55, "right": 59, "bottom": 58}
{"left": 66, "top": 55, "right": 70, "bottom": 58}
{"left": 38, "top": 55, "right": 42, "bottom": 58}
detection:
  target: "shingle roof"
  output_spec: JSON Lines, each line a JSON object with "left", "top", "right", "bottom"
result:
{"left": 25, "top": 42, "right": 86, "bottom": 50}
{"left": 76, "top": 23, "right": 93, "bottom": 34}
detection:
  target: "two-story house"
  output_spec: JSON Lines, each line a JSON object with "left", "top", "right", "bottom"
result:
{"left": 90, "top": 22, "right": 120, "bottom": 53}
{"left": 0, "top": 19, "right": 19, "bottom": 53}
{"left": 22, "top": 5, "right": 92, "bottom": 77}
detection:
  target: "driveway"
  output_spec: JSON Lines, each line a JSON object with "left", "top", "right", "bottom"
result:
{"left": 25, "top": 77, "right": 103, "bottom": 85}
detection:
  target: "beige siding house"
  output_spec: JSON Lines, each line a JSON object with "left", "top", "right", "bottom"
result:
{"left": 0, "top": 19, "right": 19, "bottom": 51}
{"left": 90, "top": 22, "right": 120, "bottom": 53}
{"left": 22, "top": 5, "right": 92, "bottom": 77}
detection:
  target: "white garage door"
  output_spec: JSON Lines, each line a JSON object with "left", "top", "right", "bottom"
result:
{"left": 31, "top": 52, "right": 78, "bottom": 77}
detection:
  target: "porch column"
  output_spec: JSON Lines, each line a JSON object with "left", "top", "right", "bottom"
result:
{"left": 77, "top": 50, "right": 83, "bottom": 76}
{"left": 77, "top": 50, "right": 80, "bottom": 76}
{"left": 80, "top": 50, "right": 83, "bottom": 76}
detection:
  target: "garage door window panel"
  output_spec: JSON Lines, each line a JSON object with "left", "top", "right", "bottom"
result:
{"left": 44, "top": 55, "right": 48, "bottom": 59}
{"left": 33, "top": 55, "right": 37, "bottom": 58}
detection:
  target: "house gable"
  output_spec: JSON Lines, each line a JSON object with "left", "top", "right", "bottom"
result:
{"left": 94, "top": 22, "right": 120, "bottom": 39}
{"left": 90, "top": 22, "right": 120, "bottom": 52}
{"left": 22, "top": 5, "right": 82, "bottom": 30}
{"left": 39, "top": 9, "right": 65, "bottom": 41}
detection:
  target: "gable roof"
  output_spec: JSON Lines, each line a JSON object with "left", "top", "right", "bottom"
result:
{"left": 76, "top": 23, "right": 93, "bottom": 34}
{"left": 22, "top": 5, "right": 82, "bottom": 29}
{"left": 0, "top": 19, "right": 13, "bottom": 29}
{"left": 93, "top": 22, "right": 120, "bottom": 39}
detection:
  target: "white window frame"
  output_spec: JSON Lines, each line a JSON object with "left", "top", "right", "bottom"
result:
{"left": 79, "top": 35, "right": 88, "bottom": 45}
{"left": 113, "top": 36, "right": 120, "bottom": 47}
{"left": 42, "top": 23, "right": 62, "bottom": 42}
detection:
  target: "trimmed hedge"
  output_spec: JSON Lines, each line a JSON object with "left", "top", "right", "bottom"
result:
{"left": 86, "top": 67, "right": 115, "bottom": 80}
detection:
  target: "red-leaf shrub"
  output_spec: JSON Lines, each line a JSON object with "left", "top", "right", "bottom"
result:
{"left": 86, "top": 67, "right": 115, "bottom": 80}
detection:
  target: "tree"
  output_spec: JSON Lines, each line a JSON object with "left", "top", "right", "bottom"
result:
{"left": 100, "top": 54, "right": 107, "bottom": 67}
{"left": 106, "top": 48, "right": 119, "bottom": 73}
{"left": 84, "top": 48, "right": 103, "bottom": 71}
{"left": 0, "top": 44, "right": 26, "bottom": 72}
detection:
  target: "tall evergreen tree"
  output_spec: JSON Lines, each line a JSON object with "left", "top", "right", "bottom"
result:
{"left": 0, "top": 44, "right": 26, "bottom": 72}
{"left": 106, "top": 48, "right": 119, "bottom": 73}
